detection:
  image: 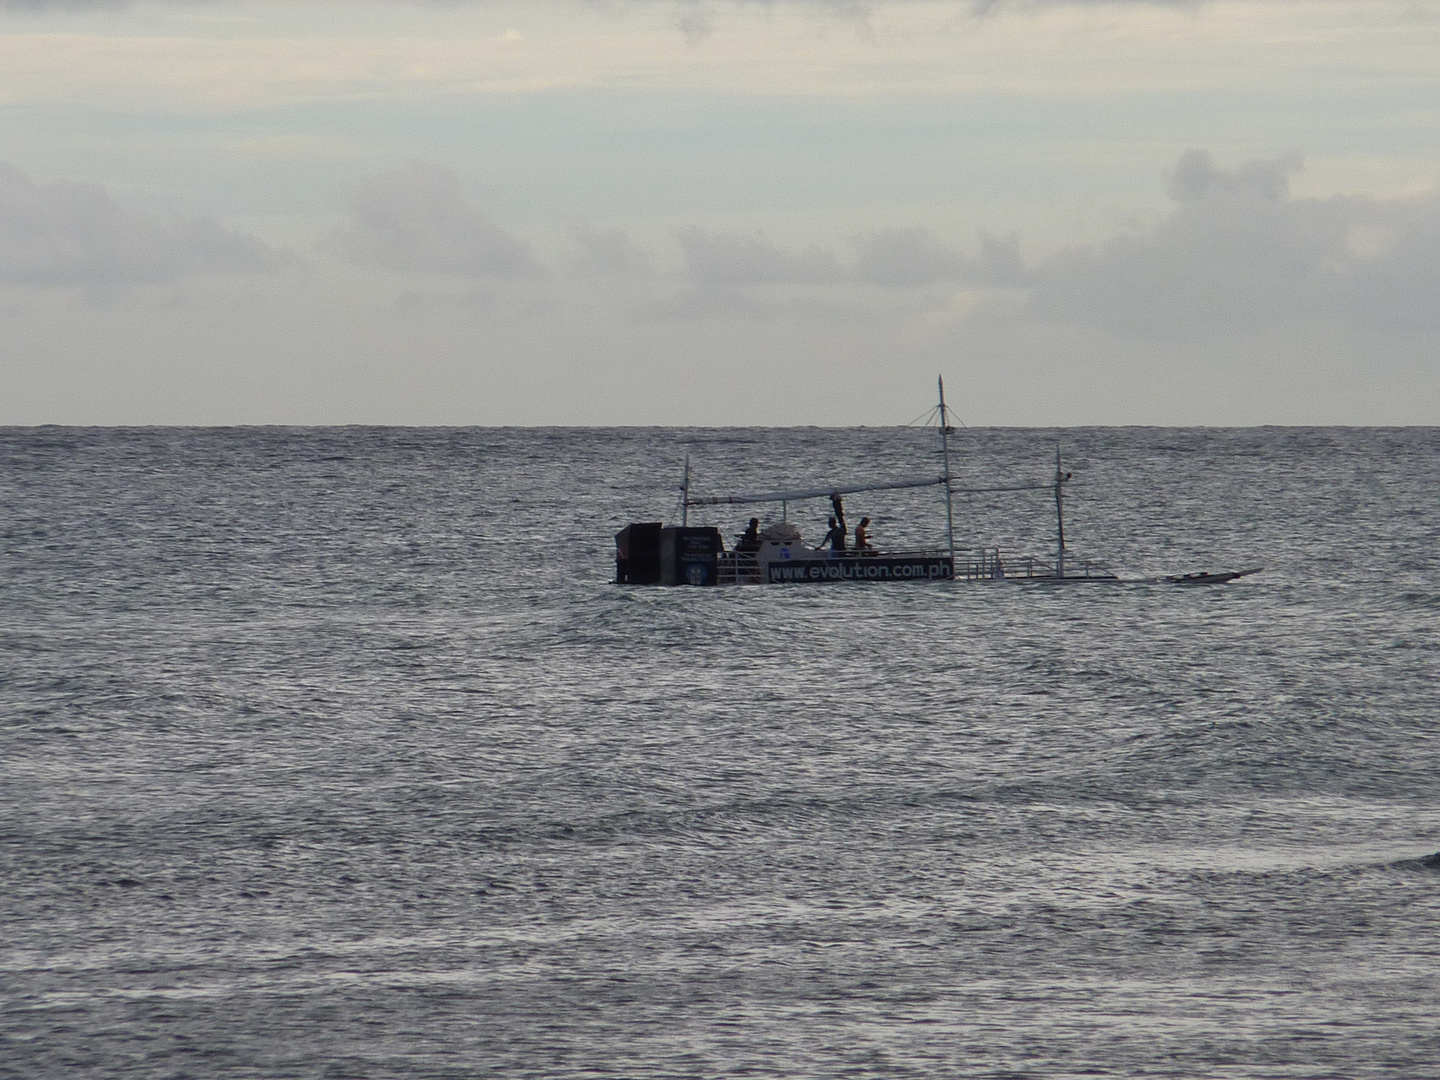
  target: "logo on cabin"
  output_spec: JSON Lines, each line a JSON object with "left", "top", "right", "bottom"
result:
{"left": 765, "top": 558, "right": 954, "bottom": 583}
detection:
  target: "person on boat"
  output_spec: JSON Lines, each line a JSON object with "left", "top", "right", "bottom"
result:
{"left": 854, "top": 517, "right": 874, "bottom": 553}
{"left": 736, "top": 518, "right": 761, "bottom": 553}
{"left": 821, "top": 516, "right": 847, "bottom": 554}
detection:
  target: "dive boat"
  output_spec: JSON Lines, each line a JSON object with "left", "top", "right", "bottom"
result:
{"left": 614, "top": 378, "right": 1256, "bottom": 588}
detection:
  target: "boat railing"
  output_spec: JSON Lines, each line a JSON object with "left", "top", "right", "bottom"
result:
{"left": 957, "top": 548, "right": 1117, "bottom": 581}
{"left": 716, "top": 551, "right": 764, "bottom": 585}
{"left": 714, "top": 546, "right": 1116, "bottom": 584}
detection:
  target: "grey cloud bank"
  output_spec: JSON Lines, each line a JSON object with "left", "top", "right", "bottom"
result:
{"left": 679, "top": 228, "right": 846, "bottom": 286}
{"left": 1029, "top": 151, "right": 1440, "bottom": 336}
{"left": 327, "top": 162, "right": 540, "bottom": 279}
{"left": 0, "top": 164, "right": 289, "bottom": 289}
{"left": 853, "top": 228, "right": 1026, "bottom": 288}
{"left": 570, "top": 223, "right": 656, "bottom": 278}
{"left": 4, "top": 148, "right": 1434, "bottom": 424}
{"left": 658, "top": 152, "right": 1440, "bottom": 342}
{"left": 675, "top": 225, "right": 1024, "bottom": 289}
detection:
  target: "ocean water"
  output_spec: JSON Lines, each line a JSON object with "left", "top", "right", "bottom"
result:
{"left": 1, "top": 425, "right": 1438, "bottom": 1079}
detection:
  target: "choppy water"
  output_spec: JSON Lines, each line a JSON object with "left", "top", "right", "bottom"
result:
{"left": 2, "top": 425, "right": 1438, "bottom": 1079}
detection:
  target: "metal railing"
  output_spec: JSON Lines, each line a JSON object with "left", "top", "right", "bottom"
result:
{"left": 716, "top": 551, "right": 764, "bottom": 585}
{"left": 713, "top": 546, "right": 1115, "bottom": 585}
{"left": 955, "top": 548, "right": 1116, "bottom": 581}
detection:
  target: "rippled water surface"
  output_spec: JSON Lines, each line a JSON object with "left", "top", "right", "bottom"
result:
{"left": 2, "top": 426, "right": 1438, "bottom": 1079}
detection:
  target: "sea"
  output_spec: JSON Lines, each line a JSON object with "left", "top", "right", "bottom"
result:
{"left": 2, "top": 425, "right": 1437, "bottom": 1079}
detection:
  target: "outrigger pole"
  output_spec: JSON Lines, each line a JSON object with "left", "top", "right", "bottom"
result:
{"left": 938, "top": 375, "right": 957, "bottom": 568}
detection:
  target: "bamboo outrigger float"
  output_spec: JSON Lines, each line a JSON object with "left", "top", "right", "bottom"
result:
{"left": 614, "top": 378, "right": 1258, "bottom": 587}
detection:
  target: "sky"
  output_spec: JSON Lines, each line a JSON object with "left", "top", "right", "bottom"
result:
{"left": 1, "top": 0, "right": 1437, "bottom": 425}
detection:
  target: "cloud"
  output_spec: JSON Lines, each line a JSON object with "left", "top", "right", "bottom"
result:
{"left": 676, "top": 224, "right": 1025, "bottom": 292}
{"left": 970, "top": 0, "right": 1203, "bottom": 10}
{"left": 637, "top": 285, "right": 779, "bottom": 321}
{"left": 851, "top": 226, "right": 968, "bottom": 287}
{"left": 570, "top": 223, "right": 654, "bottom": 277}
{"left": 1026, "top": 149, "right": 1440, "bottom": 335}
{"left": 0, "top": 0, "right": 1206, "bottom": 8}
{"left": 636, "top": 284, "right": 863, "bottom": 322}
{"left": 396, "top": 282, "right": 559, "bottom": 322}
{"left": 662, "top": 151, "right": 1440, "bottom": 343}
{"left": 0, "top": 0, "right": 125, "bottom": 8}
{"left": 678, "top": 227, "right": 845, "bottom": 286}
{"left": 659, "top": 223, "right": 1031, "bottom": 322}
{"left": 852, "top": 226, "right": 1026, "bottom": 287}
{"left": 1166, "top": 146, "right": 1299, "bottom": 204}
{"left": 327, "top": 161, "right": 540, "bottom": 278}
{"left": 8, "top": 1, "right": 1424, "bottom": 112}
{"left": 0, "top": 162, "right": 289, "bottom": 289}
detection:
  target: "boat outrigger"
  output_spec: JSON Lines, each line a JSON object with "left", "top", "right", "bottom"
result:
{"left": 614, "top": 378, "right": 1259, "bottom": 588}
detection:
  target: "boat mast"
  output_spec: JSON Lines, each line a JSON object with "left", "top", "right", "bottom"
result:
{"left": 681, "top": 454, "right": 690, "bottom": 527}
{"left": 938, "top": 375, "right": 956, "bottom": 566}
{"left": 1053, "top": 445, "right": 1067, "bottom": 579}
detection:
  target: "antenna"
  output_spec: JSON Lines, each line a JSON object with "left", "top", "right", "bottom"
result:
{"left": 938, "top": 376, "right": 957, "bottom": 567}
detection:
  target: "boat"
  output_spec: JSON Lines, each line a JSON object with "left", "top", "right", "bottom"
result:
{"left": 614, "top": 378, "right": 1258, "bottom": 588}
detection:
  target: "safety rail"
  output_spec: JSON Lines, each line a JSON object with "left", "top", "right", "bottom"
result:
{"left": 716, "top": 546, "right": 1115, "bottom": 585}
{"left": 957, "top": 548, "right": 1116, "bottom": 580}
{"left": 717, "top": 551, "right": 764, "bottom": 585}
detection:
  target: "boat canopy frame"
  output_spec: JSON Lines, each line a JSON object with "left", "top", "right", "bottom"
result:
{"left": 684, "top": 475, "right": 1049, "bottom": 508}
{"left": 675, "top": 375, "right": 1079, "bottom": 580}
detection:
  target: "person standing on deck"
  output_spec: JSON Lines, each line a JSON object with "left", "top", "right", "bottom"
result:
{"left": 854, "top": 517, "right": 874, "bottom": 552}
{"left": 826, "top": 493, "right": 849, "bottom": 556}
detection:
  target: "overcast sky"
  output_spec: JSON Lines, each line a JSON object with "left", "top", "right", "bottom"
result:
{"left": 1, "top": 0, "right": 1437, "bottom": 424}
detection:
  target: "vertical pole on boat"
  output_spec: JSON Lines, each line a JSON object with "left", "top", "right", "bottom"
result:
{"left": 1054, "top": 445, "right": 1067, "bottom": 579}
{"left": 681, "top": 454, "right": 690, "bottom": 527}
{"left": 938, "top": 375, "right": 957, "bottom": 567}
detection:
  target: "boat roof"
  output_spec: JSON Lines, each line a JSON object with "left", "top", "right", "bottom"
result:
{"left": 686, "top": 475, "right": 1049, "bottom": 507}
